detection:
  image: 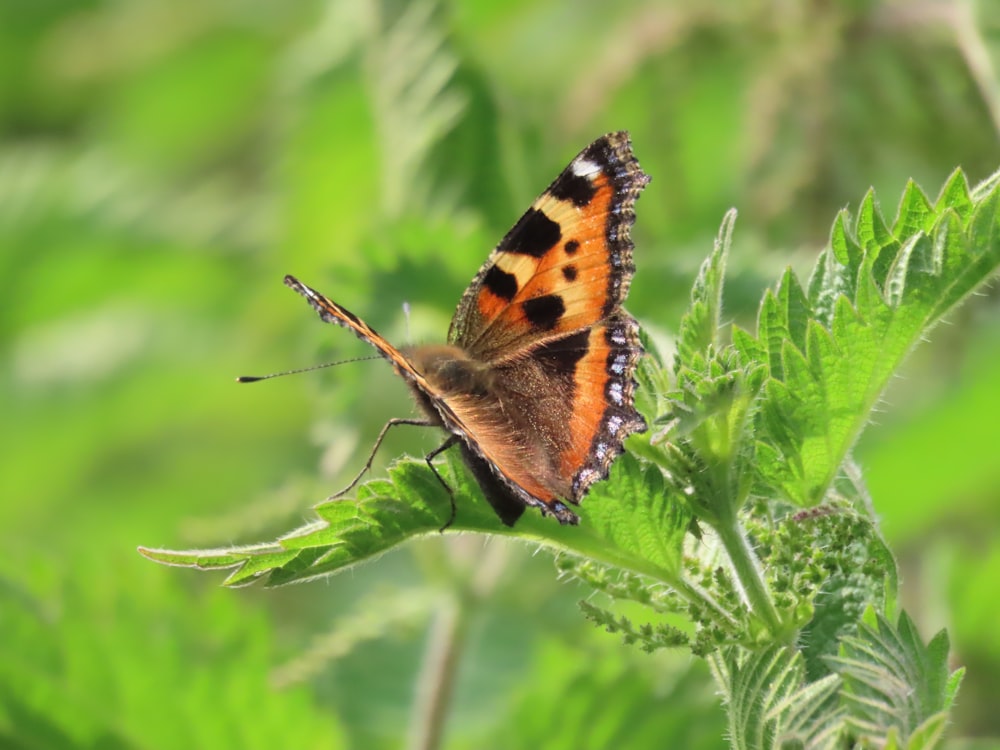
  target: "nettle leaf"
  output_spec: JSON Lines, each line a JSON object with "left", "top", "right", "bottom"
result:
{"left": 827, "top": 610, "right": 963, "bottom": 749}
{"left": 892, "top": 180, "right": 935, "bottom": 242}
{"left": 711, "top": 609, "right": 964, "bottom": 749}
{"left": 674, "top": 208, "right": 735, "bottom": 368}
{"left": 142, "top": 455, "right": 482, "bottom": 586}
{"left": 666, "top": 362, "right": 762, "bottom": 525}
{"left": 747, "top": 169, "right": 1000, "bottom": 507}
{"left": 632, "top": 328, "right": 672, "bottom": 425}
{"left": 710, "top": 646, "right": 843, "bottom": 750}
{"left": 141, "top": 449, "right": 692, "bottom": 589}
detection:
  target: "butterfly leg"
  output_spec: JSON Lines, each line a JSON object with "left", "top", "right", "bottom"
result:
{"left": 424, "top": 435, "right": 460, "bottom": 531}
{"left": 331, "top": 418, "right": 435, "bottom": 499}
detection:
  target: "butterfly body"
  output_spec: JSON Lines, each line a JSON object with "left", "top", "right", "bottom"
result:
{"left": 287, "top": 131, "right": 649, "bottom": 526}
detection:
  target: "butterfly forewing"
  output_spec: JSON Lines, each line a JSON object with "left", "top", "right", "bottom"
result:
{"left": 448, "top": 131, "right": 649, "bottom": 363}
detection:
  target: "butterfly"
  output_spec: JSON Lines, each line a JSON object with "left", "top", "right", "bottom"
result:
{"left": 285, "top": 131, "right": 649, "bottom": 526}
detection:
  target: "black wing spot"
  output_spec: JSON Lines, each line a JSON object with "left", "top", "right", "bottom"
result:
{"left": 562, "top": 264, "right": 578, "bottom": 282}
{"left": 550, "top": 171, "right": 598, "bottom": 207}
{"left": 521, "top": 294, "right": 565, "bottom": 331}
{"left": 483, "top": 265, "right": 518, "bottom": 301}
{"left": 534, "top": 329, "right": 588, "bottom": 375}
{"left": 564, "top": 240, "right": 580, "bottom": 255}
{"left": 501, "top": 209, "right": 561, "bottom": 258}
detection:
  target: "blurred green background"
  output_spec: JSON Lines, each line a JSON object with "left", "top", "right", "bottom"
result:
{"left": 3, "top": 1, "right": 1000, "bottom": 747}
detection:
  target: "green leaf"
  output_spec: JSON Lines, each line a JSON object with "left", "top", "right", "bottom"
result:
{"left": 142, "top": 450, "right": 693, "bottom": 591}
{"left": 827, "top": 610, "right": 964, "bottom": 749}
{"left": 891, "top": 180, "right": 934, "bottom": 242}
{"left": 141, "top": 454, "right": 502, "bottom": 586}
{"left": 675, "top": 208, "right": 735, "bottom": 369}
{"left": 711, "top": 608, "right": 965, "bottom": 750}
{"left": 0, "top": 558, "right": 347, "bottom": 748}
{"left": 749, "top": 169, "right": 1000, "bottom": 507}
{"left": 933, "top": 169, "right": 972, "bottom": 219}
{"left": 710, "top": 646, "right": 842, "bottom": 750}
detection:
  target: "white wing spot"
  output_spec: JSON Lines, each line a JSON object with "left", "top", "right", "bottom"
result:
{"left": 571, "top": 158, "right": 600, "bottom": 178}
{"left": 608, "top": 381, "right": 624, "bottom": 404}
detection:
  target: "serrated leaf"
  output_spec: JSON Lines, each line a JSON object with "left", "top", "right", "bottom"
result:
{"left": 578, "top": 455, "right": 688, "bottom": 576}
{"left": 827, "top": 610, "right": 963, "bottom": 749}
{"left": 733, "top": 324, "right": 766, "bottom": 369}
{"left": 777, "top": 268, "right": 811, "bottom": 354}
{"left": 933, "top": 169, "right": 972, "bottom": 219}
{"left": 758, "top": 290, "right": 786, "bottom": 381}
{"left": 971, "top": 165, "right": 1000, "bottom": 201}
{"left": 675, "top": 208, "right": 735, "bottom": 369}
{"left": 855, "top": 189, "right": 898, "bottom": 291}
{"left": 943, "top": 667, "right": 965, "bottom": 710}
{"left": 634, "top": 332, "right": 673, "bottom": 422}
{"left": 143, "top": 450, "right": 693, "bottom": 590}
{"left": 892, "top": 180, "right": 934, "bottom": 240}
{"left": 140, "top": 455, "right": 509, "bottom": 586}
{"left": 711, "top": 646, "right": 843, "bottom": 750}
{"left": 751, "top": 170, "right": 1000, "bottom": 508}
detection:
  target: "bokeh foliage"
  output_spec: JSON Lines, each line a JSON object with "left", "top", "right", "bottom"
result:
{"left": 2, "top": 0, "right": 999, "bottom": 747}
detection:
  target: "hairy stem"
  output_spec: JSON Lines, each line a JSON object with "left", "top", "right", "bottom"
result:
{"left": 713, "top": 509, "right": 784, "bottom": 637}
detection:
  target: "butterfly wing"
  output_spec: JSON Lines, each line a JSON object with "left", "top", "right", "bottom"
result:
{"left": 283, "top": 274, "right": 432, "bottom": 391}
{"left": 435, "top": 132, "right": 649, "bottom": 518}
{"left": 448, "top": 131, "right": 649, "bottom": 361}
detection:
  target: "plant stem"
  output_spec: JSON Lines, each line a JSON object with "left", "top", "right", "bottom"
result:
{"left": 406, "top": 539, "right": 508, "bottom": 750}
{"left": 406, "top": 596, "right": 465, "bottom": 750}
{"left": 713, "top": 509, "right": 784, "bottom": 637}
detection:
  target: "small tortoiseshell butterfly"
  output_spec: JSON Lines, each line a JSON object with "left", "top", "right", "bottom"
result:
{"left": 285, "top": 131, "right": 649, "bottom": 526}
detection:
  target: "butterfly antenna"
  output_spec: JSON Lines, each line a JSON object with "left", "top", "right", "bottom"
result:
{"left": 237, "top": 355, "right": 381, "bottom": 383}
{"left": 402, "top": 301, "right": 412, "bottom": 344}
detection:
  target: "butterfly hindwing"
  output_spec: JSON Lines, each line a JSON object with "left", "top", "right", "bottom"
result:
{"left": 477, "top": 313, "right": 645, "bottom": 503}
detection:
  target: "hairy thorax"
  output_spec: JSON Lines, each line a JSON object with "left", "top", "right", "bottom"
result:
{"left": 399, "top": 345, "right": 500, "bottom": 430}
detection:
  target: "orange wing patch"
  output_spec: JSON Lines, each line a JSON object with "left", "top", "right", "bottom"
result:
{"left": 562, "top": 316, "right": 645, "bottom": 498}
